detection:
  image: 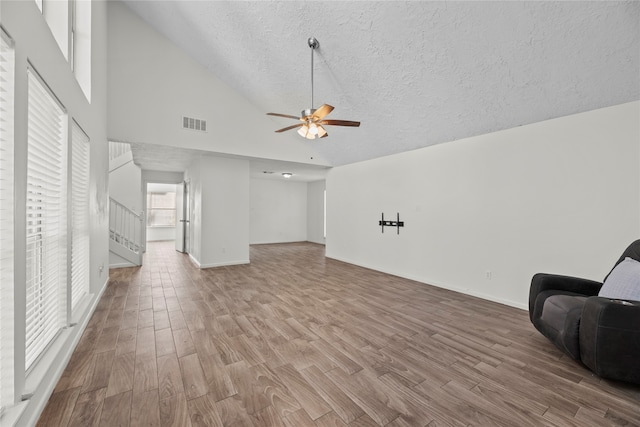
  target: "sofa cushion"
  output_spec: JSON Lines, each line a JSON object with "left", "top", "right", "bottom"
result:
{"left": 598, "top": 257, "right": 640, "bottom": 302}
{"left": 539, "top": 294, "right": 587, "bottom": 360}
{"left": 541, "top": 295, "right": 588, "bottom": 333}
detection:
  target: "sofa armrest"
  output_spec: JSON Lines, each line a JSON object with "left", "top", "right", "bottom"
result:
{"left": 580, "top": 297, "right": 640, "bottom": 385}
{"left": 529, "top": 273, "right": 602, "bottom": 318}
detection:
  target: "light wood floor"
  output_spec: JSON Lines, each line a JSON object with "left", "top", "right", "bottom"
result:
{"left": 37, "top": 241, "right": 640, "bottom": 426}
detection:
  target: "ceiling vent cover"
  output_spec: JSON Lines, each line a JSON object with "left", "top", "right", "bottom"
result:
{"left": 182, "top": 116, "right": 207, "bottom": 132}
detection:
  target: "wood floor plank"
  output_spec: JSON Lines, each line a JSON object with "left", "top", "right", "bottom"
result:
{"left": 273, "top": 363, "right": 332, "bottom": 420}
{"left": 159, "top": 393, "right": 192, "bottom": 427}
{"left": 131, "top": 389, "right": 160, "bottom": 427}
{"left": 179, "top": 353, "right": 209, "bottom": 400}
{"left": 135, "top": 326, "right": 157, "bottom": 357}
{"left": 36, "top": 387, "right": 81, "bottom": 427}
{"left": 68, "top": 387, "right": 107, "bottom": 427}
{"left": 99, "top": 390, "right": 131, "bottom": 427}
{"left": 173, "top": 328, "right": 196, "bottom": 358}
{"left": 215, "top": 396, "right": 255, "bottom": 427}
{"left": 187, "top": 393, "right": 223, "bottom": 427}
{"left": 155, "top": 328, "right": 177, "bottom": 357}
{"left": 157, "top": 353, "right": 186, "bottom": 400}
{"left": 198, "top": 351, "right": 237, "bottom": 402}
{"left": 133, "top": 352, "right": 158, "bottom": 393}
{"left": 282, "top": 409, "right": 316, "bottom": 427}
{"left": 154, "top": 310, "right": 171, "bottom": 331}
{"left": 300, "top": 365, "right": 364, "bottom": 423}
{"left": 82, "top": 351, "right": 116, "bottom": 394}
{"left": 106, "top": 351, "right": 135, "bottom": 397}
{"left": 251, "top": 405, "right": 286, "bottom": 427}
{"left": 54, "top": 351, "right": 94, "bottom": 393}
{"left": 314, "top": 411, "right": 349, "bottom": 427}
{"left": 324, "top": 368, "right": 400, "bottom": 426}
{"left": 115, "top": 327, "right": 138, "bottom": 356}
{"left": 37, "top": 242, "right": 640, "bottom": 427}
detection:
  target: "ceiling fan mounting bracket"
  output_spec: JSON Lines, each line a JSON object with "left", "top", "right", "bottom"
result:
{"left": 302, "top": 108, "right": 316, "bottom": 118}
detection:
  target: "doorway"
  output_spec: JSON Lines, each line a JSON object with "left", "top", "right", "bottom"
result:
{"left": 145, "top": 182, "right": 179, "bottom": 244}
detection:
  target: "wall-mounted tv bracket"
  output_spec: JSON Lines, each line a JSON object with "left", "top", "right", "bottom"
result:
{"left": 379, "top": 212, "right": 404, "bottom": 234}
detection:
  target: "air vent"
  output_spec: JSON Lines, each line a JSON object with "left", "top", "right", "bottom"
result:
{"left": 262, "top": 171, "right": 275, "bottom": 174}
{"left": 182, "top": 116, "right": 207, "bottom": 132}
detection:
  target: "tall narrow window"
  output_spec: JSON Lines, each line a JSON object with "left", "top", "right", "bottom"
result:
{"left": 70, "top": 121, "right": 89, "bottom": 314}
{"left": 72, "top": 0, "right": 91, "bottom": 101}
{"left": 0, "top": 28, "right": 15, "bottom": 414}
{"left": 25, "top": 67, "right": 67, "bottom": 371}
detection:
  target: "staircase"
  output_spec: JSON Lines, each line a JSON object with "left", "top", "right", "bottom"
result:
{"left": 109, "top": 141, "right": 143, "bottom": 267}
{"left": 109, "top": 197, "right": 142, "bottom": 266}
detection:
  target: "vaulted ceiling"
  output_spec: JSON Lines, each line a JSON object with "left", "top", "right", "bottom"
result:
{"left": 122, "top": 0, "right": 639, "bottom": 171}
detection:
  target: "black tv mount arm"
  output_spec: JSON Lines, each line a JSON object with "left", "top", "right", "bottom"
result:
{"left": 379, "top": 212, "right": 404, "bottom": 234}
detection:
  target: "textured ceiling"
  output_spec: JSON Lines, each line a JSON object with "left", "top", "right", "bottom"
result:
{"left": 122, "top": 0, "right": 639, "bottom": 169}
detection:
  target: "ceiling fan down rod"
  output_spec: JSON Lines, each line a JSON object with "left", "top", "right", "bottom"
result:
{"left": 308, "top": 37, "right": 319, "bottom": 112}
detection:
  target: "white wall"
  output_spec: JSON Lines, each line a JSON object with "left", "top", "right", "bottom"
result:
{"left": 307, "top": 180, "right": 326, "bottom": 245}
{"left": 327, "top": 102, "right": 640, "bottom": 309}
{"left": 107, "top": 1, "right": 329, "bottom": 167}
{"left": 1, "top": 0, "right": 109, "bottom": 424}
{"left": 250, "top": 178, "right": 308, "bottom": 244}
{"left": 185, "top": 156, "right": 250, "bottom": 268}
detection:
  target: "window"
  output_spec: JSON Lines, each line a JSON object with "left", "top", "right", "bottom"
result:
{"left": 42, "top": 0, "right": 69, "bottom": 61}
{"left": 72, "top": 0, "right": 91, "bottom": 101}
{"left": 25, "top": 66, "right": 67, "bottom": 371}
{"left": 147, "top": 191, "right": 176, "bottom": 227}
{"left": 70, "top": 121, "right": 90, "bottom": 314}
{"left": 0, "top": 27, "right": 15, "bottom": 414}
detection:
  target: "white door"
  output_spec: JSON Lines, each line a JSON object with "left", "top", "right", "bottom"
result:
{"left": 175, "top": 181, "right": 186, "bottom": 252}
{"left": 184, "top": 180, "right": 190, "bottom": 253}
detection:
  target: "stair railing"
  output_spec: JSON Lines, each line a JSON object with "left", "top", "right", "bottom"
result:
{"left": 109, "top": 198, "right": 142, "bottom": 255}
{"left": 109, "top": 141, "right": 132, "bottom": 162}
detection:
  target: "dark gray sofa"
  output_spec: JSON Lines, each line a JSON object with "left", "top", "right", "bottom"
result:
{"left": 529, "top": 240, "right": 640, "bottom": 385}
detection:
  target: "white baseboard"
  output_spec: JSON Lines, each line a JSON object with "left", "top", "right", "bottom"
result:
{"left": 326, "top": 254, "right": 528, "bottom": 311}
{"left": 188, "top": 253, "right": 249, "bottom": 269}
{"left": 109, "top": 262, "right": 136, "bottom": 269}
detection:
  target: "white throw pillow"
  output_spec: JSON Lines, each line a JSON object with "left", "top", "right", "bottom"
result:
{"left": 598, "top": 257, "right": 640, "bottom": 302}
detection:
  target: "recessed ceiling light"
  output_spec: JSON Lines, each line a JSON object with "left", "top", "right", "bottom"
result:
{"left": 282, "top": 172, "right": 293, "bottom": 178}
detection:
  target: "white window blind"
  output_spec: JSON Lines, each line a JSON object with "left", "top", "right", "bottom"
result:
{"left": 26, "top": 67, "right": 67, "bottom": 371}
{"left": 0, "top": 28, "right": 15, "bottom": 414}
{"left": 70, "top": 121, "right": 89, "bottom": 313}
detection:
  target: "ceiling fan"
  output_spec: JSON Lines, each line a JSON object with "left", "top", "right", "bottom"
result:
{"left": 267, "top": 37, "right": 360, "bottom": 139}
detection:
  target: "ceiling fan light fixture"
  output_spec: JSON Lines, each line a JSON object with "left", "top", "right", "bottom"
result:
{"left": 308, "top": 124, "right": 319, "bottom": 135}
{"left": 297, "top": 125, "right": 309, "bottom": 138}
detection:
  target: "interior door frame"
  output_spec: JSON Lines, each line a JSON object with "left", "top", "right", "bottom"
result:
{"left": 141, "top": 171, "right": 186, "bottom": 255}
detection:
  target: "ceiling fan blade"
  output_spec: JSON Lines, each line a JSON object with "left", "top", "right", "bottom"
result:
{"left": 312, "top": 104, "right": 334, "bottom": 120}
{"left": 320, "top": 119, "right": 360, "bottom": 127}
{"left": 267, "top": 112, "right": 302, "bottom": 120}
{"left": 275, "top": 123, "right": 305, "bottom": 133}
